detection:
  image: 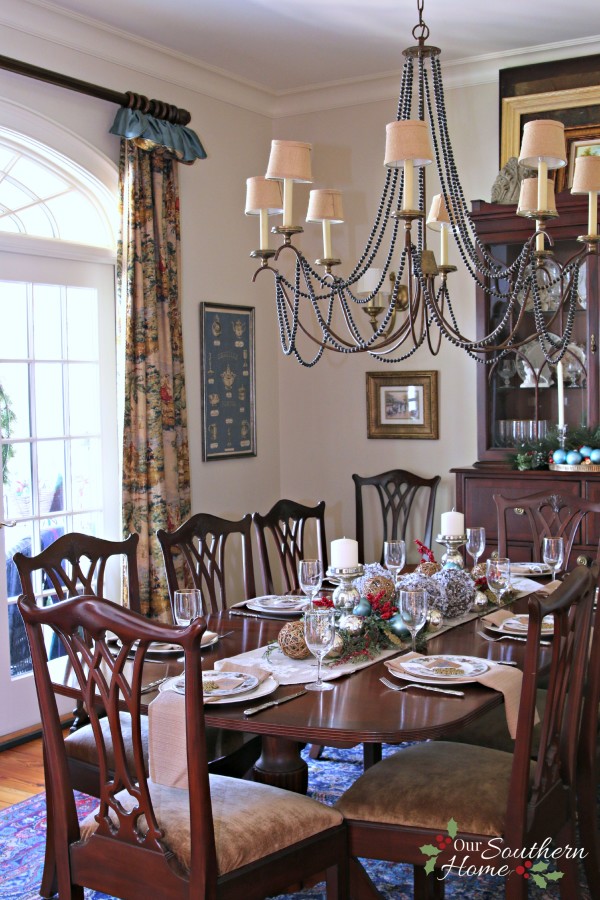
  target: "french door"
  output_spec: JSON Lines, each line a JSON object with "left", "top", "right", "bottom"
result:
{"left": 0, "top": 252, "right": 119, "bottom": 738}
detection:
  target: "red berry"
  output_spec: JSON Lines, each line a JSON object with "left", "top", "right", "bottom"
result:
{"left": 516, "top": 866, "right": 525, "bottom": 875}
{"left": 435, "top": 835, "right": 443, "bottom": 842}
{"left": 524, "top": 860, "right": 532, "bottom": 868}
{"left": 445, "top": 836, "right": 452, "bottom": 844}
{"left": 524, "top": 873, "right": 529, "bottom": 879}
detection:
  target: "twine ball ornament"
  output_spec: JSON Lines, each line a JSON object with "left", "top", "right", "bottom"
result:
{"left": 277, "top": 620, "right": 311, "bottom": 659}
{"left": 362, "top": 575, "right": 395, "bottom": 604}
{"left": 416, "top": 561, "right": 442, "bottom": 577}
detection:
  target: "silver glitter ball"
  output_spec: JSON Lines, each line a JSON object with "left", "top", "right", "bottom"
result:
{"left": 472, "top": 591, "right": 489, "bottom": 611}
{"left": 339, "top": 614, "right": 364, "bottom": 635}
{"left": 427, "top": 608, "right": 443, "bottom": 630}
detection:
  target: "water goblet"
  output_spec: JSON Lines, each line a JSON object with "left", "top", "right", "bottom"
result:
{"left": 304, "top": 608, "right": 336, "bottom": 692}
{"left": 542, "top": 537, "right": 564, "bottom": 582}
{"left": 384, "top": 540, "right": 406, "bottom": 588}
{"left": 173, "top": 589, "right": 203, "bottom": 673}
{"left": 466, "top": 527, "right": 486, "bottom": 570}
{"left": 298, "top": 559, "right": 324, "bottom": 608}
{"left": 486, "top": 558, "right": 511, "bottom": 605}
{"left": 399, "top": 589, "right": 428, "bottom": 653}
{"left": 173, "top": 589, "right": 202, "bottom": 626}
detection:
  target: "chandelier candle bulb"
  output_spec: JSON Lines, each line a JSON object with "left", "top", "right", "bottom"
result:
{"left": 571, "top": 155, "right": 600, "bottom": 236}
{"left": 403, "top": 160, "right": 414, "bottom": 211}
{"left": 440, "top": 511, "right": 464, "bottom": 536}
{"left": 331, "top": 538, "right": 358, "bottom": 569}
{"left": 537, "top": 160, "right": 548, "bottom": 212}
{"left": 306, "top": 189, "right": 344, "bottom": 261}
{"left": 245, "top": 176, "right": 284, "bottom": 250}
{"left": 283, "top": 179, "right": 293, "bottom": 228}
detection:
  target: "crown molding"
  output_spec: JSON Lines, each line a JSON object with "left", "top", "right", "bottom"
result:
{"left": 1, "top": 1, "right": 599, "bottom": 120}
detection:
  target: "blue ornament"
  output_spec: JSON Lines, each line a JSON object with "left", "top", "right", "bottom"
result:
{"left": 591, "top": 449, "right": 600, "bottom": 464}
{"left": 552, "top": 448, "right": 567, "bottom": 464}
{"left": 580, "top": 445, "right": 593, "bottom": 459}
{"left": 387, "top": 613, "right": 409, "bottom": 639}
{"left": 566, "top": 450, "right": 582, "bottom": 465}
{"left": 353, "top": 597, "right": 372, "bottom": 617}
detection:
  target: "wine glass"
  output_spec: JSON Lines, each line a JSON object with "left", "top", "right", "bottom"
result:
{"left": 304, "top": 608, "right": 336, "bottom": 692}
{"left": 298, "top": 559, "right": 324, "bottom": 608}
{"left": 542, "top": 537, "right": 564, "bottom": 582}
{"left": 399, "top": 590, "right": 428, "bottom": 653}
{"left": 384, "top": 540, "right": 406, "bottom": 587}
{"left": 486, "top": 558, "right": 511, "bottom": 605}
{"left": 466, "top": 527, "right": 486, "bottom": 570}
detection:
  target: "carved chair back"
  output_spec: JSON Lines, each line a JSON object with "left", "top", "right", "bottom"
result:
{"left": 157, "top": 513, "right": 256, "bottom": 615}
{"left": 353, "top": 469, "right": 440, "bottom": 564}
{"left": 252, "top": 499, "right": 327, "bottom": 594}
{"left": 13, "top": 531, "right": 141, "bottom": 612}
{"left": 494, "top": 490, "right": 600, "bottom": 569}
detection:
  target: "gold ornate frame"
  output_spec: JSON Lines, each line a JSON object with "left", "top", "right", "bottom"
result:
{"left": 500, "top": 85, "right": 600, "bottom": 167}
{"left": 366, "top": 371, "right": 438, "bottom": 440}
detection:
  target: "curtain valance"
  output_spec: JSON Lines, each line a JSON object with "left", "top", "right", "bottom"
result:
{"left": 110, "top": 107, "right": 206, "bottom": 163}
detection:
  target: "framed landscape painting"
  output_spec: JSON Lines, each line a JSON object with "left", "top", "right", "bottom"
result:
{"left": 366, "top": 371, "right": 438, "bottom": 439}
{"left": 200, "top": 302, "right": 256, "bottom": 461}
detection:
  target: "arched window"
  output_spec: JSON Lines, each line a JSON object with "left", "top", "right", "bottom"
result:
{"left": 0, "top": 123, "right": 119, "bottom": 736}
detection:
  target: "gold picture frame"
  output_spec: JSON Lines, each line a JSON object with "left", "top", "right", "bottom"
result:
{"left": 366, "top": 371, "right": 438, "bottom": 440}
{"left": 500, "top": 85, "right": 600, "bottom": 168}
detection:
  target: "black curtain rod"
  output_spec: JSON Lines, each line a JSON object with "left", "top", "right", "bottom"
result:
{"left": 0, "top": 53, "right": 192, "bottom": 126}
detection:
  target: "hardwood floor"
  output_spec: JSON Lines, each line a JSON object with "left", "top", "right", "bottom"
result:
{"left": 0, "top": 736, "right": 45, "bottom": 810}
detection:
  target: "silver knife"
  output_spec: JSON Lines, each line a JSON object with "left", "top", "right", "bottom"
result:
{"left": 230, "top": 610, "right": 290, "bottom": 621}
{"left": 408, "top": 683, "right": 465, "bottom": 697}
{"left": 244, "top": 689, "right": 307, "bottom": 716}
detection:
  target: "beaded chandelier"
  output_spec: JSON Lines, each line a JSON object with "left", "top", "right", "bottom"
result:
{"left": 245, "top": 0, "right": 600, "bottom": 368}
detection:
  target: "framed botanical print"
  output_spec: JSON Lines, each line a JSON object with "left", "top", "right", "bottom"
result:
{"left": 366, "top": 371, "right": 438, "bottom": 440}
{"left": 200, "top": 303, "right": 256, "bottom": 460}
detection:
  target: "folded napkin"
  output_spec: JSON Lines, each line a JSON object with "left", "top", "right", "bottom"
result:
{"left": 148, "top": 692, "right": 188, "bottom": 788}
{"left": 213, "top": 658, "right": 271, "bottom": 684}
{"left": 385, "top": 652, "right": 526, "bottom": 738}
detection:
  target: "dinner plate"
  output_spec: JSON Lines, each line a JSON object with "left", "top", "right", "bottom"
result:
{"left": 515, "top": 335, "right": 559, "bottom": 386}
{"left": 161, "top": 674, "right": 278, "bottom": 705}
{"left": 245, "top": 596, "right": 308, "bottom": 615}
{"left": 120, "top": 633, "right": 219, "bottom": 656}
{"left": 201, "top": 671, "right": 259, "bottom": 697}
{"left": 510, "top": 562, "right": 551, "bottom": 576}
{"left": 492, "top": 614, "right": 554, "bottom": 636}
{"left": 389, "top": 654, "right": 489, "bottom": 685}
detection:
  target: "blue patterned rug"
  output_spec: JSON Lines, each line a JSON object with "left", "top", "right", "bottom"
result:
{"left": 0, "top": 743, "right": 592, "bottom": 899}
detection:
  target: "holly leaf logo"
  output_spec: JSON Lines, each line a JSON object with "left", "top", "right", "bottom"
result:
{"left": 532, "top": 874, "right": 548, "bottom": 888}
{"left": 420, "top": 845, "right": 441, "bottom": 857}
{"left": 447, "top": 818, "right": 458, "bottom": 839}
{"left": 531, "top": 862, "right": 549, "bottom": 872}
{"left": 545, "top": 871, "right": 564, "bottom": 881}
{"left": 424, "top": 857, "right": 437, "bottom": 875}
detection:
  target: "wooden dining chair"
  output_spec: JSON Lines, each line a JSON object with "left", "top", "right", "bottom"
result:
{"left": 156, "top": 512, "right": 257, "bottom": 615}
{"left": 335, "top": 565, "right": 595, "bottom": 899}
{"left": 252, "top": 498, "right": 328, "bottom": 594}
{"left": 495, "top": 489, "right": 600, "bottom": 570}
{"left": 353, "top": 469, "right": 440, "bottom": 564}
{"left": 18, "top": 592, "right": 348, "bottom": 900}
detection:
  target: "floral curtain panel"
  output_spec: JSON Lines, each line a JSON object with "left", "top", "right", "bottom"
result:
{"left": 117, "top": 141, "right": 191, "bottom": 619}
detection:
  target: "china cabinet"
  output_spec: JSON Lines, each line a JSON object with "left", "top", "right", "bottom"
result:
{"left": 453, "top": 193, "right": 600, "bottom": 563}
{"left": 471, "top": 193, "right": 598, "bottom": 463}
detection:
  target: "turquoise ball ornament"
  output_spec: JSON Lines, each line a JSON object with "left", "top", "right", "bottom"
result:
{"left": 566, "top": 450, "right": 582, "bottom": 465}
{"left": 353, "top": 596, "right": 372, "bottom": 617}
{"left": 591, "top": 449, "right": 600, "bottom": 464}
{"left": 387, "top": 613, "right": 410, "bottom": 639}
{"left": 552, "top": 448, "right": 567, "bottom": 464}
{"left": 580, "top": 445, "right": 593, "bottom": 459}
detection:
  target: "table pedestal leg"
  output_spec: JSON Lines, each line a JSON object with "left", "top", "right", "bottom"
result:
{"left": 252, "top": 736, "right": 308, "bottom": 793}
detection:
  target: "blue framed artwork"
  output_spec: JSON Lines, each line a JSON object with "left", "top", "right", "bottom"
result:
{"left": 200, "top": 303, "right": 256, "bottom": 461}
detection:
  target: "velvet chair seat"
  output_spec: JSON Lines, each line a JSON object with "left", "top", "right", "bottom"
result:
{"left": 82, "top": 774, "right": 343, "bottom": 876}
{"left": 336, "top": 741, "right": 534, "bottom": 836}
{"left": 444, "top": 690, "right": 547, "bottom": 756}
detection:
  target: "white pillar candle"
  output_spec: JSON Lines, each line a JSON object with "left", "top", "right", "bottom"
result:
{"left": 403, "top": 159, "right": 414, "bottom": 211}
{"left": 283, "top": 178, "right": 294, "bottom": 227}
{"left": 259, "top": 209, "right": 269, "bottom": 250}
{"left": 589, "top": 192, "right": 598, "bottom": 237}
{"left": 331, "top": 537, "right": 358, "bottom": 569}
{"left": 535, "top": 219, "right": 545, "bottom": 253}
{"left": 322, "top": 220, "right": 332, "bottom": 259}
{"left": 440, "top": 510, "right": 464, "bottom": 536}
{"left": 557, "top": 361, "right": 565, "bottom": 429}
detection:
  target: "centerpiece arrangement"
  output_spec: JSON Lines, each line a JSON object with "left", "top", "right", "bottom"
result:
{"left": 509, "top": 425, "right": 600, "bottom": 471}
{"left": 276, "top": 542, "right": 491, "bottom": 668}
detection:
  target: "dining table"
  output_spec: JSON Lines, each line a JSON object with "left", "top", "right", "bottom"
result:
{"left": 46, "top": 578, "right": 552, "bottom": 795}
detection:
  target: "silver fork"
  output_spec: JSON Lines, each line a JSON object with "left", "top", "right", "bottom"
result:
{"left": 380, "top": 676, "right": 464, "bottom": 697}
{"left": 477, "top": 630, "right": 551, "bottom": 647}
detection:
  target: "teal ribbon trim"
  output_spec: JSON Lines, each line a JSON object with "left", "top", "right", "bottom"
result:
{"left": 110, "top": 108, "right": 206, "bottom": 162}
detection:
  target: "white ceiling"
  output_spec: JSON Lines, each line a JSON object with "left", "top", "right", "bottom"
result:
{"left": 38, "top": 0, "right": 600, "bottom": 94}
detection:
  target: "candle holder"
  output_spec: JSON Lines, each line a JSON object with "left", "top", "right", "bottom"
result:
{"left": 557, "top": 424, "right": 567, "bottom": 449}
{"left": 326, "top": 565, "right": 364, "bottom": 616}
{"left": 436, "top": 534, "right": 466, "bottom": 569}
